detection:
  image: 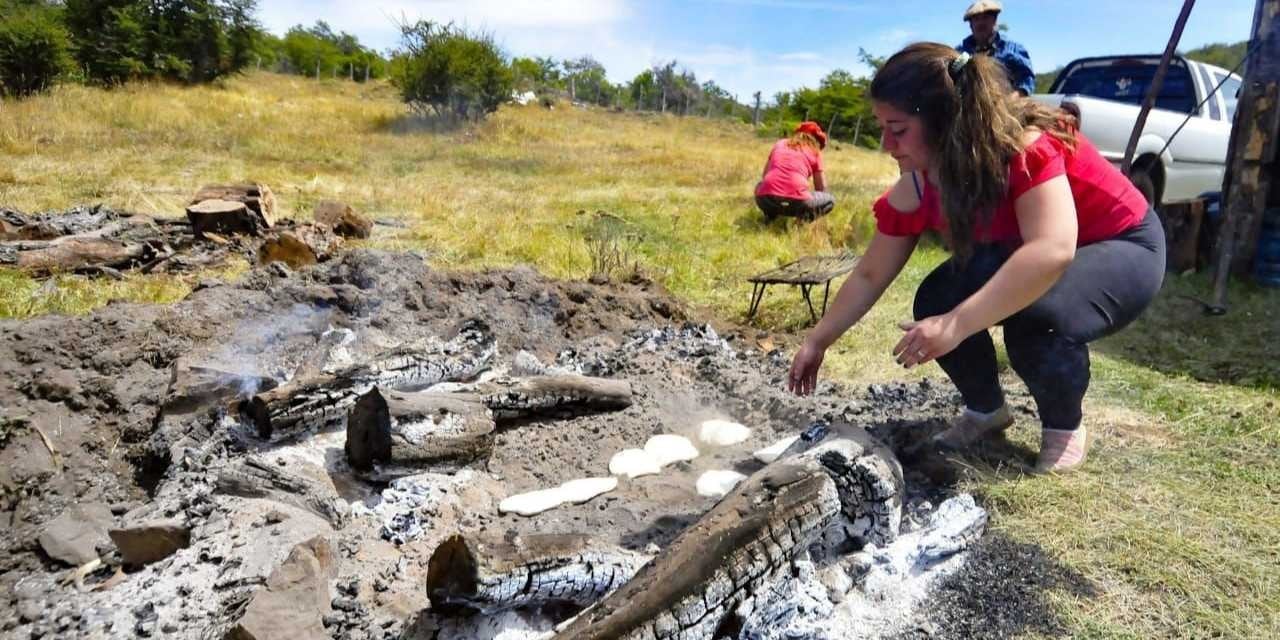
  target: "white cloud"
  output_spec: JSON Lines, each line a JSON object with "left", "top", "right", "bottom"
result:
{"left": 778, "top": 51, "right": 823, "bottom": 62}
{"left": 255, "top": 0, "right": 869, "bottom": 102}
{"left": 257, "top": 0, "right": 631, "bottom": 51}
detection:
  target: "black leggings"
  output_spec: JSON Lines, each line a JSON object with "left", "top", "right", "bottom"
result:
{"left": 914, "top": 209, "right": 1166, "bottom": 430}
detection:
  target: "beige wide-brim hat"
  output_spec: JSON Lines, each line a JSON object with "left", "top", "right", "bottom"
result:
{"left": 964, "top": 0, "right": 1003, "bottom": 20}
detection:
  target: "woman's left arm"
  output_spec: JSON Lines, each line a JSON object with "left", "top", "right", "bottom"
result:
{"left": 894, "top": 175, "right": 1077, "bottom": 367}
{"left": 813, "top": 170, "right": 827, "bottom": 192}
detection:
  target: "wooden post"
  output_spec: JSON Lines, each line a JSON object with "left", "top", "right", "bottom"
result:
{"left": 752, "top": 91, "right": 762, "bottom": 126}
{"left": 1121, "top": 0, "right": 1197, "bottom": 175}
{"left": 349, "top": 62, "right": 354, "bottom": 81}
{"left": 853, "top": 114, "right": 865, "bottom": 146}
{"left": 315, "top": 60, "right": 320, "bottom": 79}
{"left": 1212, "top": 0, "right": 1280, "bottom": 308}
{"left": 364, "top": 64, "right": 370, "bottom": 82}
{"left": 827, "top": 113, "right": 839, "bottom": 139}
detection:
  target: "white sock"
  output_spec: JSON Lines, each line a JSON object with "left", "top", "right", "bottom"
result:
{"left": 963, "top": 406, "right": 1004, "bottom": 423}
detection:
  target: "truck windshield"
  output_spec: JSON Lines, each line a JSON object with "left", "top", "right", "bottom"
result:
{"left": 1054, "top": 61, "right": 1197, "bottom": 114}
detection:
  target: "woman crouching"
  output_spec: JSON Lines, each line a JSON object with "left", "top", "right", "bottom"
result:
{"left": 755, "top": 121, "right": 836, "bottom": 222}
{"left": 787, "top": 43, "right": 1165, "bottom": 473}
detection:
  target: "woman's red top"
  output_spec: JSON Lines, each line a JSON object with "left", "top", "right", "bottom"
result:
{"left": 873, "top": 131, "right": 1148, "bottom": 246}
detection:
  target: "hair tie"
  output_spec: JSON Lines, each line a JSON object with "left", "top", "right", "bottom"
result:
{"left": 950, "top": 52, "right": 972, "bottom": 76}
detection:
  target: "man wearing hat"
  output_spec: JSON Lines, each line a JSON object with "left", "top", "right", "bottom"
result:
{"left": 957, "top": 1, "right": 1035, "bottom": 96}
{"left": 755, "top": 121, "right": 834, "bottom": 222}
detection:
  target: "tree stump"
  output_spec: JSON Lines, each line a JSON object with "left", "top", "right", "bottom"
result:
{"left": 191, "top": 183, "right": 276, "bottom": 229}
{"left": 186, "top": 199, "right": 261, "bottom": 238}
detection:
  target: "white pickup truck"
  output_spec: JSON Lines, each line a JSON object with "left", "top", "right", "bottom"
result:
{"left": 1033, "top": 55, "right": 1241, "bottom": 207}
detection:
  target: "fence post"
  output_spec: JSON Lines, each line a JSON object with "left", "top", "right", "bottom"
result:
{"left": 752, "top": 91, "right": 761, "bottom": 126}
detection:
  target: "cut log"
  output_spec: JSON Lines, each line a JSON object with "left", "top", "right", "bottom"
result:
{"left": 186, "top": 199, "right": 260, "bottom": 238}
{"left": 257, "top": 225, "right": 343, "bottom": 268}
{"left": 191, "top": 183, "right": 276, "bottom": 229}
{"left": 345, "top": 387, "right": 495, "bottom": 472}
{"left": 476, "top": 375, "right": 633, "bottom": 421}
{"left": 242, "top": 326, "right": 495, "bottom": 441}
{"left": 550, "top": 425, "right": 902, "bottom": 640}
{"left": 314, "top": 200, "right": 373, "bottom": 239}
{"left": 426, "top": 533, "right": 650, "bottom": 615}
{"left": 1, "top": 236, "right": 153, "bottom": 274}
{"left": 215, "top": 457, "right": 348, "bottom": 528}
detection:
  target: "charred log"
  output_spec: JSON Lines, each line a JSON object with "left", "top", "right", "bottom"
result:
{"left": 551, "top": 426, "right": 902, "bottom": 640}
{"left": 215, "top": 457, "right": 348, "bottom": 528}
{"left": 242, "top": 326, "right": 495, "bottom": 441}
{"left": 345, "top": 388, "right": 495, "bottom": 472}
{"left": 0, "top": 236, "right": 156, "bottom": 274}
{"left": 426, "top": 533, "right": 649, "bottom": 615}
{"left": 476, "top": 375, "right": 633, "bottom": 421}
{"left": 0, "top": 206, "right": 121, "bottom": 241}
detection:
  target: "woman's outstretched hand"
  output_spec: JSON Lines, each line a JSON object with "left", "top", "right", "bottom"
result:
{"left": 894, "top": 313, "right": 967, "bottom": 368}
{"left": 788, "top": 340, "right": 826, "bottom": 396}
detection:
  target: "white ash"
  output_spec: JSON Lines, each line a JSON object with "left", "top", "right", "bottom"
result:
{"left": 397, "top": 412, "right": 470, "bottom": 444}
{"left": 320, "top": 324, "right": 357, "bottom": 369}
{"left": 627, "top": 323, "right": 736, "bottom": 358}
{"left": 350, "top": 471, "right": 477, "bottom": 545}
{"left": 435, "top": 609, "right": 556, "bottom": 640}
{"left": 740, "top": 494, "right": 988, "bottom": 640}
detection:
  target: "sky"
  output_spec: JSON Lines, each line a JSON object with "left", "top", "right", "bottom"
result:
{"left": 256, "top": 0, "right": 1258, "bottom": 102}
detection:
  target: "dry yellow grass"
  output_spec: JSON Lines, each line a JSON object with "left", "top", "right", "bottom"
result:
{"left": 2, "top": 72, "right": 1278, "bottom": 638}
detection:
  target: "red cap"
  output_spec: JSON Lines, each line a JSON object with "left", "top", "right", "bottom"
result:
{"left": 795, "top": 121, "right": 827, "bottom": 149}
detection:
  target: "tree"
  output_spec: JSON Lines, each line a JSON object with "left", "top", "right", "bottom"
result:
{"left": 0, "top": 0, "right": 73, "bottom": 97}
{"left": 563, "top": 55, "right": 613, "bottom": 105}
{"left": 512, "top": 55, "right": 561, "bottom": 93}
{"left": 62, "top": 0, "right": 261, "bottom": 85}
{"left": 393, "top": 21, "right": 513, "bottom": 120}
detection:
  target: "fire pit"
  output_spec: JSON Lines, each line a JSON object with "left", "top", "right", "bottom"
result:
{"left": 0, "top": 250, "right": 1005, "bottom": 640}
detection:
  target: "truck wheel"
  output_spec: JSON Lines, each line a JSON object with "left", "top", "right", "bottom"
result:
{"left": 1129, "top": 166, "right": 1158, "bottom": 208}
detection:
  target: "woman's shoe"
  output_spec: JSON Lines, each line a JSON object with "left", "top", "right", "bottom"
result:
{"left": 932, "top": 405, "right": 1013, "bottom": 449}
{"left": 1034, "top": 426, "right": 1088, "bottom": 473}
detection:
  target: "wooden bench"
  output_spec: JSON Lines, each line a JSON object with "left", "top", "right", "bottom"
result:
{"left": 747, "top": 251, "right": 859, "bottom": 323}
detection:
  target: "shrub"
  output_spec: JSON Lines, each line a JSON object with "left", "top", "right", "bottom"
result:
{"left": 393, "top": 21, "right": 512, "bottom": 121}
{"left": 0, "top": 1, "right": 73, "bottom": 97}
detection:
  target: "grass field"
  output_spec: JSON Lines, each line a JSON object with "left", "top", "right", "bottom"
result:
{"left": 2, "top": 73, "right": 1277, "bottom": 637}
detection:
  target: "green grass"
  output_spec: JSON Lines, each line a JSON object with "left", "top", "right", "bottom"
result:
{"left": 2, "top": 72, "right": 1278, "bottom": 637}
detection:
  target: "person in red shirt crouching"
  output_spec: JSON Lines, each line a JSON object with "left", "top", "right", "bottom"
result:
{"left": 787, "top": 43, "right": 1165, "bottom": 473}
{"left": 755, "top": 121, "right": 835, "bottom": 222}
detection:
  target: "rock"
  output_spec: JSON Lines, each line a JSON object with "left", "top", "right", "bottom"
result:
{"left": 226, "top": 536, "right": 336, "bottom": 640}
{"left": 108, "top": 519, "right": 191, "bottom": 566}
{"left": 37, "top": 503, "right": 113, "bottom": 566}
{"left": 314, "top": 201, "right": 372, "bottom": 239}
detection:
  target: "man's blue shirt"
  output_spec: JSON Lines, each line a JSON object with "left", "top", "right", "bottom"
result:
{"left": 957, "top": 33, "right": 1035, "bottom": 95}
